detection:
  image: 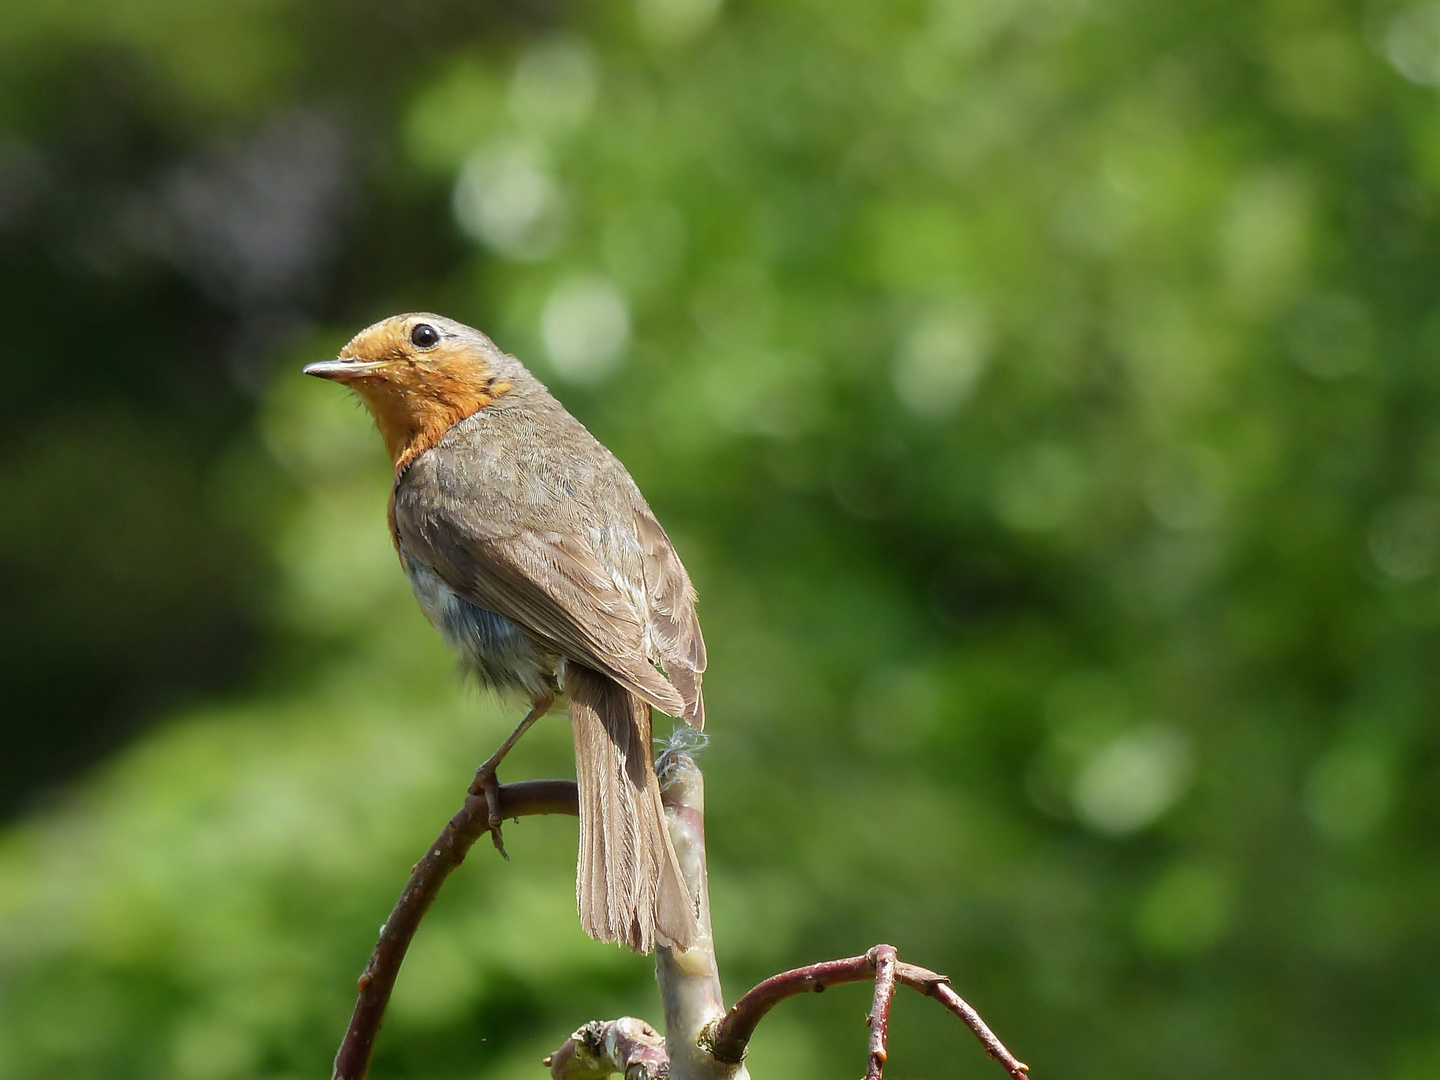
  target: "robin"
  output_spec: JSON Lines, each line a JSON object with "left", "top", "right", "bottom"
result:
{"left": 304, "top": 313, "right": 704, "bottom": 953}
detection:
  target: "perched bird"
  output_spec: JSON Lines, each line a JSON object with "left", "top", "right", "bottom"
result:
{"left": 304, "top": 313, "right": 705, "bottom": 952}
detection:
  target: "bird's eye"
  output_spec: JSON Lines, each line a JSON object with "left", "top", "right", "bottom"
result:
{"left": 410, "top": 323, "right": 440, "bottom": 349}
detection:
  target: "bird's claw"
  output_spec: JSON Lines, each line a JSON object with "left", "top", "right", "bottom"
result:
{"left": 469, "top": 764, "right": 509, "bottom": 861}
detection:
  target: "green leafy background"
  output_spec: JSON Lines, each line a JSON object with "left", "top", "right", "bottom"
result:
{"left": 3, "top": 0, "right": 1439, "bottom": 1077}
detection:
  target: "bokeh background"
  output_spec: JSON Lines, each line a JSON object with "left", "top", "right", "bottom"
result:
{"left": 3, "top": 0, "right": 1440, "bottom": 1077}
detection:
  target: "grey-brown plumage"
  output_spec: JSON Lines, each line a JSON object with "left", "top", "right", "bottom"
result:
{"left": 567, "top": 666, "right": 695, "bottom": 949}
{"left": 394, "top": 394, "right": 707, "bottom": 730}
{"left": 307, "top": 313, "right": 705, "bottom": 953}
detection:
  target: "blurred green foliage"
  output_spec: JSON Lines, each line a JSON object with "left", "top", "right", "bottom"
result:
{"left": 4, "top": 0, "right": 1440, "bottom": 1078}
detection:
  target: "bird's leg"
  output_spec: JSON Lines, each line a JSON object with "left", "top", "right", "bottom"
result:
{"left": 470, "top": 694, "right": 553, "bottom": 857}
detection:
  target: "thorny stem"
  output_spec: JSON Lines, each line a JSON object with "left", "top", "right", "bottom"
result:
{"left": 864, "top": 945, "right": 898, "bottom": 1080}
{"left": 331, "top": 778, "right": 579, "bottom": 1080}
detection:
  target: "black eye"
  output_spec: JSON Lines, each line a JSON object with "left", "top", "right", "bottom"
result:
{"left": 410, "top": 323, "right": 440, "bottom": 349}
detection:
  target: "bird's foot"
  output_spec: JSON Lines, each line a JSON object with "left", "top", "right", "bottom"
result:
{"left": 468, "top": 762, "right": 509, "bottom": 860}
{"left": 466, "top": 695, "right": 553, "bottom": 862}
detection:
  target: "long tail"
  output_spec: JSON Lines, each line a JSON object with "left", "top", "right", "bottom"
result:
{"left": 567, "top": 664, "right": 698, "bottom": 952}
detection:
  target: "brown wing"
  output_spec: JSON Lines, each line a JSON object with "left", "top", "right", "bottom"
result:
{"left": 634, "top": 507, "right": 707, "bottom": 729}
{"left": 393, "top": 401, "right": 705, "bottom": 720}
{"left": 400, "top": 509, "right": 690, "bottom": 717}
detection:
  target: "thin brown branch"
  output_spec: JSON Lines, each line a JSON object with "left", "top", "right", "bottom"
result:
{"left": 920, "top": 980, "right": 1030, "bottom": 1080}
{"left": 331, "top": 778, "right": 579, "bottom": 1080}
{"left": 703, "top": 954, "right": 872, "bottom": 1064}
{"left": 704, "top": 948, "right": 1029, "bottom": 1080}
{"left": 864, "top": 945, "right": 898, "bottom": 1080}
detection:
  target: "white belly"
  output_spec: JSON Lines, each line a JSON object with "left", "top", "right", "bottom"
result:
{"left": 401, "top": 548, "right": 558, "bottom": 699}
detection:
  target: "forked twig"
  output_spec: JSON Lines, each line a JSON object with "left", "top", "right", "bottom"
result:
{"left": 333, "top": 755, "right": 1031, "bottom": 1080}
{"left": 703, "top": 946, "right": 1029, "bottom": 1080}
{"left": 331, "top": 778, "right": 579, "bottom": 1080}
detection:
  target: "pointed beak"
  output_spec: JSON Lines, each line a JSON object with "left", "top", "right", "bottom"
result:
{"left": 303, "top": 357, "right": 383, "bottom": 382}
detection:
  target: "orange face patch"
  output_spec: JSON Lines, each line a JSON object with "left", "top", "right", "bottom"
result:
{"left": 335, "top": 317, "right": 512, "bottom": 471}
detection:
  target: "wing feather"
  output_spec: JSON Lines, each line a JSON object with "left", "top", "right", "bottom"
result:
{"left": 634, "top": 508, "right": 707, "bottom": 728}
{"left": 392, "top": 409, "right": 704, "bottom": 721}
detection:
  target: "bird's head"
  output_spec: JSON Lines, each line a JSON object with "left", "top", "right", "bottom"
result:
{"left": 304, "top": 313, "right": 516, "bottom": 470}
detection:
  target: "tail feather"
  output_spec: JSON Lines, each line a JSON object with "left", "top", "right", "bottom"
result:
{"left": 568, "top": 665, "right": 698, "bottom": 952}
